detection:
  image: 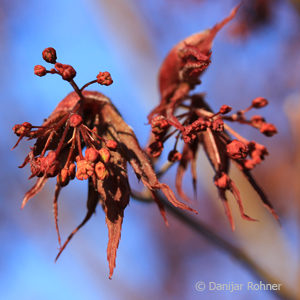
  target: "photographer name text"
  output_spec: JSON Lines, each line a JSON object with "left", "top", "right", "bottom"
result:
{"left": 195, "top": 281, "right": 282, "bottom": 292}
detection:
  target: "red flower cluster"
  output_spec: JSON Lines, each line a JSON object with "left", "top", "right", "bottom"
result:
{"left": 12, "top": 4, "right": 281, "bottom": 279}
{"left": 13, "top": 48, "right": 196, "bottom": 278}
{"left": 147, "top": 5, "right": 279, "bottom": 230}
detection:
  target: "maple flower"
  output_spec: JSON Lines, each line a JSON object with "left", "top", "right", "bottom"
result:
{"left": 13, "top": 48, "right": 197, "bottom": 279}
{"left": 147, "top": 5, "right": 279, "bottom": 230}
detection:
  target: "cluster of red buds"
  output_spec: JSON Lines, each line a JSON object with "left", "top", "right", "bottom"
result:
{"left": 147, "top": 5, "right": 279, "bottom": 230}
{"left": 148, "top": 95, "right": 278, "bottom": 230}
{"left": 13, "top": 47, "right": 196, "bottom": 278}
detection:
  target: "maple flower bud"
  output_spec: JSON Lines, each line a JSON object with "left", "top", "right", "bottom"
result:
{"left": 260, "top": 123, "right": 277, "bottom": 137}
{"left": 244, "top": 159, "right": 255, "bottom": 170}
{"left": 252, "top": 97, "right": 268, "bottom": 109}
{"left": 68, "top": 163, "right": 76, "bottom": 179}
{"left": 85, "top": 148, "right": 99, "bottom": 162}
{"left": 105, "top": 140, "right": 118, "bottom": 150}
{"left": 69, "top": 114, "right": 83, "bottom": 127}
{"left": 54, "top": 63, "right": 76, "bottom": 81}
{"left": 54, "top": 62, "right": 64, "bottom": 74}
{"left": 97, "top": 71, "right": 113, "bottom": 86}
{"left": 76, "top": 159, "right": 94, "bottom": 180}
{"left": 219, "top": 105, "right": 232, "bottom": 114}
{"left": 34, "top": 65, "right": 47, "bottom": 77}
{"left": 214, "top": 173, "right": 230, "bottom": 189}
{"left": 147, "top": 141, "right": 163, "bottom": 158}
{"left": 226, "top": 140, "right": 248, "bottom": 160}
{"left": 57, "top": 168, "right": 70, "bottom": 186}
{"left": 30, "top": 157, "right": 42, "bottom": 177}
{"left": 212, "top": 118, "right": 224, "bottom": 132}
{"left": 99, "top": 148, "right": 110, "bottom": 163}
{"left": 42, "top": 47, "right": 57, "bottom": 64}
{"left": 168, "top": 150, "right": 182, "bottom": 162}
{"left": 13, "top": 122, "right": 32, "bottom": 136}
{"left": 40, "top": 151, "right": 60, "bottom": 177}
{"left": 95, "top": 161, "right": 108, "bottom": 180}
{"left": 250, "top": 115, "right": 265, "bottom": 128}
{"left": 151, "top": 115, "right": 169, "bottom": 135}
{"left": 62, "top": 65, "right": 76, "bottom": 81}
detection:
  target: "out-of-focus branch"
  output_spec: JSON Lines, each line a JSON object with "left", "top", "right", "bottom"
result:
{"left": 290, "top": 0, "right": 300, "bottom": 14}
{"left": 131, "top": 190, "right": 296, "bottom": 300}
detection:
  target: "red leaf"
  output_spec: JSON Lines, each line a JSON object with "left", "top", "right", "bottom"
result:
{"left": 21, "top": 176, "right": 48, "bottom": 209}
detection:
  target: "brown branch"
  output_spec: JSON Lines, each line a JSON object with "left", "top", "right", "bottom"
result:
{"left": 131, "top": 191, "right": 296, "bottom": 300}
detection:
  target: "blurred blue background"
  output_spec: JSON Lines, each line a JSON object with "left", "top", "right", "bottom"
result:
{"left": 1, "top": 0, "right": 299, "bottom": 299}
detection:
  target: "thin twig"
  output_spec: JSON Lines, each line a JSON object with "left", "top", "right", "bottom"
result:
{"left": 131, "top": 191, "right": 296, "bottom": 300}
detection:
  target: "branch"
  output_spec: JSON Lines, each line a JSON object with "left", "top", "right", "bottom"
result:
{"left": 131, "top": 191, "right": 296, "bottom": 300}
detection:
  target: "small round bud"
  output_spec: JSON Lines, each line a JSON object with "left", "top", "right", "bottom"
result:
{"left": 211, "top": 118, "right": 224, "bottom": 132}
{"left": 13, "top": 122, "right": 32, "bottom": 136}
{"left": 34, "top": 65, "right": 47, "bottom": 77}
{"left": 69, "top": 114, "right": 83, "bottom": 127}
{"left": 151, "top": 115, "right": 169, "bottom": 135}
{"left": 99, "top": 148, "right": 110, "bottom": 163}
{"left": 250, "top": 115, "right": 265, "bottom": 128}
{"left": 214, "top": 173, "right": 230, "bottom": 189}
{"left": 85, "top": 148, "right": 99, "bottom": 162}
{"left": 168, "top": 150, "right": 182, "bottom": 162}
{"left": 252, "top": 97, "right": 268, "bottom": 109}
{"left": 40, "top": 151, "right": 60, "bottom": 177}
{"left": 226, "top": 140, "right": 248, "bottom": 160}
{"left": 54, "top": 62, "right": 64, "bottom": 74}
{"left": 219, "top": 105, "right": 232, "bottom": 114}
{"left": 54, "top": 63, "right": 76, "bottom": 81}
{"left": 95, "top": 161, "right": 108, "bottom": 180}
{"left": 147, "top": 141, "right": 163, "bottom": 158}
{"left": 57, "top": 168, "right": 69, "bottom": 186}
{"left": 260, "top": 123, "right": 277, "bottom": 137}
{"left": 96, "top": 71, "right": 113, "bottom": 86}
{"left": 42, "top": 47, "right": 57, "bottom": 64}
{"left": 105, "top": 140, "right": 118, "bottom": 150}
{"left": 68, "top": 163, "right": 76, "bottom": 179}
{"left": 61, "top": 65, "right": 76, "bottom": 81}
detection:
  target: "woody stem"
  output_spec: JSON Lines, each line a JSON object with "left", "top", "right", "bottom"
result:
{"left": 80, "top": 80, "right": 98, "bottom": 92}
{"left": 69, "top": 79, "right": 85, "bottom": 102}
{"left": 131, "top": 190, "right": 294, "bottom": 300}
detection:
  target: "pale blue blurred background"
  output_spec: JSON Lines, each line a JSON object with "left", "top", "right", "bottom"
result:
{"left": 1, "top": 0, "right": 299, "bottom": 299}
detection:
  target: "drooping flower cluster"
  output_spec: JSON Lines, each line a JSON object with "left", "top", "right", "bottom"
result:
{"left": 13, "top": 48, "right": 196, "bottom": 278}
{"left": 147, "top": 5, "right": 279, "bottom": 230}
